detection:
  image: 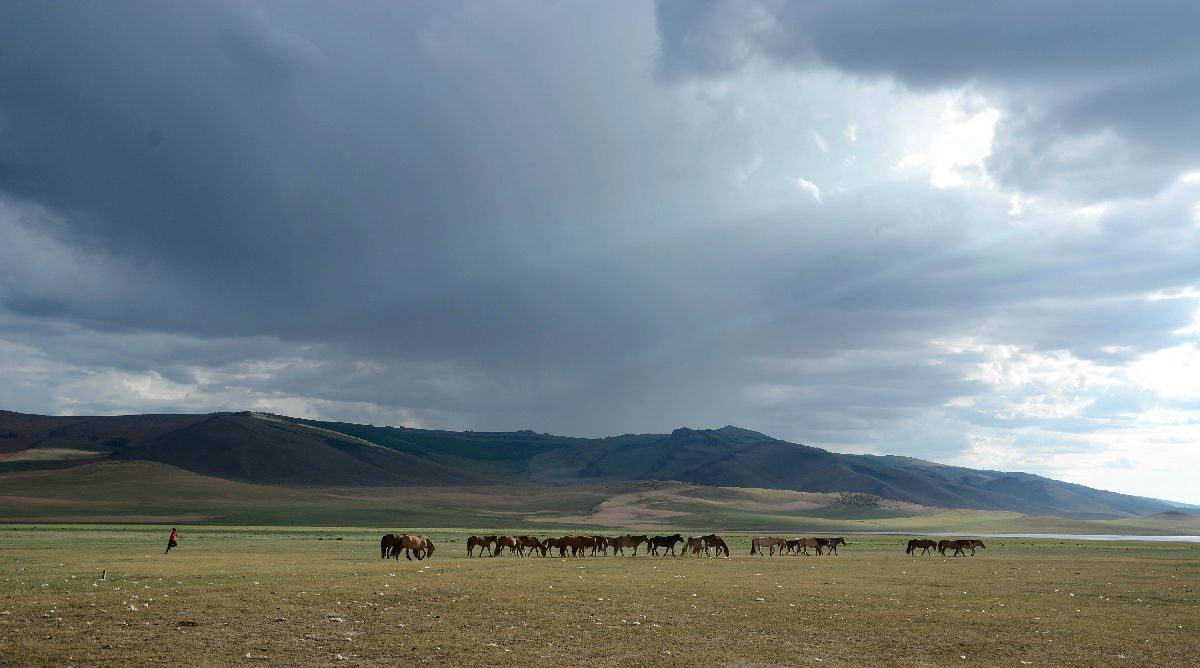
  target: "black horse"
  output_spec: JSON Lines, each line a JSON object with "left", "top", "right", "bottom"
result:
{"left": 647, "top": 534, "right": 684, "bottom": 557}
{"left": 816, "top": 537, "right": 847, "bottom": 555}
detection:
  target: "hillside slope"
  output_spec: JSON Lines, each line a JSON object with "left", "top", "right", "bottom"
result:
{"left": 0, "top": 410, "right": 1181, "bottom": 518}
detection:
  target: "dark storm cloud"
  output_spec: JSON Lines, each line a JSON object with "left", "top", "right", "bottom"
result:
{"left": 0, "top": 2, "right": 1198, "bottom": 502}
{"left": 655, "top": 0, "right": 1200, "bottom": 197}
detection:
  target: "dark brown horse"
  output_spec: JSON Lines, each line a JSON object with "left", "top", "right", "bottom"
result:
{"left": 938, "top": 539, "right": 986, "bottom": 557}
{"left": 750, "top": 536, "right": 787, "bottom": 555}
{"left": 785, "top": 537, "right": 821, "bottom": 555}
{"left": 543, "top": 537, "right": 567, "bottom": 557}
{"left": 684, "top": 536, "right": 706, "bottom": 556}
{"left": 906, "top": 538, "right": 937, "bottom": 556}
{"left": 610, "top": 535, "right": 648, "bottom": 556}
{"left": 817, "top": 537, "right": 847, "bottom": 555}
{"left": 648, "top": 534, "right": 684, "bottom": 557}
{"left": 518, "top": 536, "right": 545, "bottom": 557}
{"left": 590, "top": 536, "right": 611, "bottom": 556}
{"left": 703, "top": 534, "right": 730, "bottom": 558}
{"left": 561, "top": 535, "right": 597, "bottom": 557}
{"left": 467, "top": 535, "right": 497, "bottom": 557}
{"left": 493, "top": 535, "right": 520, "bottom": 556}
{"left": 381, "top": 533, "right": 402, "bottom": 559}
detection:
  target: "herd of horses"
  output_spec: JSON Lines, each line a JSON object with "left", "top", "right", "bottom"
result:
{"left": 461, "top": 533, "right": 731, "bottom": 558}
{"left": 379, "top": 533, "right": 988, "bottom": 561}
{"left": 748, "top": 536, "right": 847, "bottom": 555}
{"left": 380, "top": 533, "right": 437, "bottom": 560}
{"left": 906, "top": 538, "right": 986, "bottom": 557}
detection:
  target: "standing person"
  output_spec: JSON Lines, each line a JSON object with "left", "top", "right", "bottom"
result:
{"left": 165, "top": 527, "right": 179, "bottom": 554}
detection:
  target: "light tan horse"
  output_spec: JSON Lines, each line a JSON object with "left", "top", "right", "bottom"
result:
{"left": 750, "top": 536, "right": 787, "bottom": 555}
{"left": 394, "top": 534, "right": 435, "bottom": 560}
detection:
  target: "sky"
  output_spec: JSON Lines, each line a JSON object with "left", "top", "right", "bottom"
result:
{"left": 1, "top": 1, "right": 1198, "bottom": 503}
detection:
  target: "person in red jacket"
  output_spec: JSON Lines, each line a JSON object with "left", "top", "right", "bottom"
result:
{"left": 165, "top": 527, "right": 179, "bottom": 554}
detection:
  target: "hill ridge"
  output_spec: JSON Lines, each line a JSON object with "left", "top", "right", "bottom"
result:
{"left": 0, "top": 410, "right": 1181, "bottom": 519}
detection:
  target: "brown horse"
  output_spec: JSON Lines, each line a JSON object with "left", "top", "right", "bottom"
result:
{"left": 786, "top": 538, "right": 822, "bottom": 555}
{"left": 543, "top": 537, "right": 567, "bottom": 557}
{"left": 590, "top": 536, "right": 611, "bottom": 556}
{"left": 703, "top": 534, "right": 730, "bottom": 558}
{"left": 938, "top": 539, "right": 986, "bottom": 557}
{"left": 381, "top": 533, "right": 402, "bottom": 559}
{"left": 647, "top": 534, "right": 684, "bottom": 557}
{"left": 518, "top": 536, "right": 545, "bottom": 557}
{"left": 684, "top": 536, "right": 706, "bottom": 556}
{"left": 906, "top": 538, "right": 937, "bottom": 556}
{"left": 610, "top": 535, "right": 648, "bottom": 556}
{"left": 467, "top": 535, "right": 497, "bottom": 557}
{"left": 817, "top": 537, "right": 847, "bottom": 555}
{"left": 392, "top": 534, "right": 435, "bottom": 560}
{"left": 493, "top": 535, "right": 520, "bottom": 556}
{"left": 750, "top": 537, "right": 787, "bottom": 556}
{"left": 560, "top": 535, "right": 597, "bottom": 557}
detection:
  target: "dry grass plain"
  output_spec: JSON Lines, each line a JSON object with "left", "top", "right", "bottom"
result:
{"left": 1, "top": 526, "right": 1197, "bottom": 667}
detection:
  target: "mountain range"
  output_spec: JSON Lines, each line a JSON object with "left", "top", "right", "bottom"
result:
{"left": 0, "top": 410, "right": 1186, "bottom": 521}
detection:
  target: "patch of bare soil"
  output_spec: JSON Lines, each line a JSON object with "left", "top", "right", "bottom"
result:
{"left": 531, "top": 487, "right": 709, "bottom": 528}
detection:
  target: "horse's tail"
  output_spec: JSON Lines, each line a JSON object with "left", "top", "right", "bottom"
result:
{"left": 905, "top": 540, "right": 913, "bottom": 555}
{"left": 750, "top": 542, "right": 758, "bottom": 555}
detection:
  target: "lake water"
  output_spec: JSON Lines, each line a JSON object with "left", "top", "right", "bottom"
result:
{"left": 855, "top": 532, "right": 1200, "bottom": 543}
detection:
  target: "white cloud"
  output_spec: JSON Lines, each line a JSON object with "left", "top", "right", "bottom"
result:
{"left": 896, "top": 153, "right": 929, "bottom": 169}
{"left": 1129, "top": 343, "right": 1200, "bottom": 400}
{"left": 812, "top": 132, "right": 830, "bottom": 154}
{"left": 927, "top": 97, "right": 1000, "bottom": 189}
{"left": 793, "top": 177, "right": 822, "bottom": 202}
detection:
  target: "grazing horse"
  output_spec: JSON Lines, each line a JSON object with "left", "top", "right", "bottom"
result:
{"left": 467, "top": 535, "right": 497, "bottom": 557}
{"left": 393, "top": 534, "right": 435, "bottom": 560}
{"left": 381, "top": 533, "right": 402, "bottom": 559}
{"left": 906, "top": 539, "right": 937, "bottom": 556}
{"left": 817, "top": 537, "right": 847, "bottom": 555}
{"left": 493, "top": 535, "right": 520, "bottom": 557}
{"left": 647, "top": 534, "right": 684, "bottom": 557}
{"left": 543, "top": 537, "right": 567, "bottom": 557}
{"left": 703, "top": 534, "right": 730, "bottom": 558}
{"left": 610, "top": 535, "right": 649, "bottom": 556}
{"left": 750, "top": 537, "right": 787, "bottom": 556}
{"left": 518, "top": 536, "right": 545, "bottom": 557}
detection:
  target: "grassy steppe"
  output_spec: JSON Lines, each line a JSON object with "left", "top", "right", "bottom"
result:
{"left": 5, "top": 462, "right": 1200, "bottom": 535}
{"left": 1, "top": 526, "right": 1196, "bottom": 667}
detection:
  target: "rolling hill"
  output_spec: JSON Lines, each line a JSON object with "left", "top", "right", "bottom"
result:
{"left": 0, "top": 409, "right": 1188, "bottom": 520}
